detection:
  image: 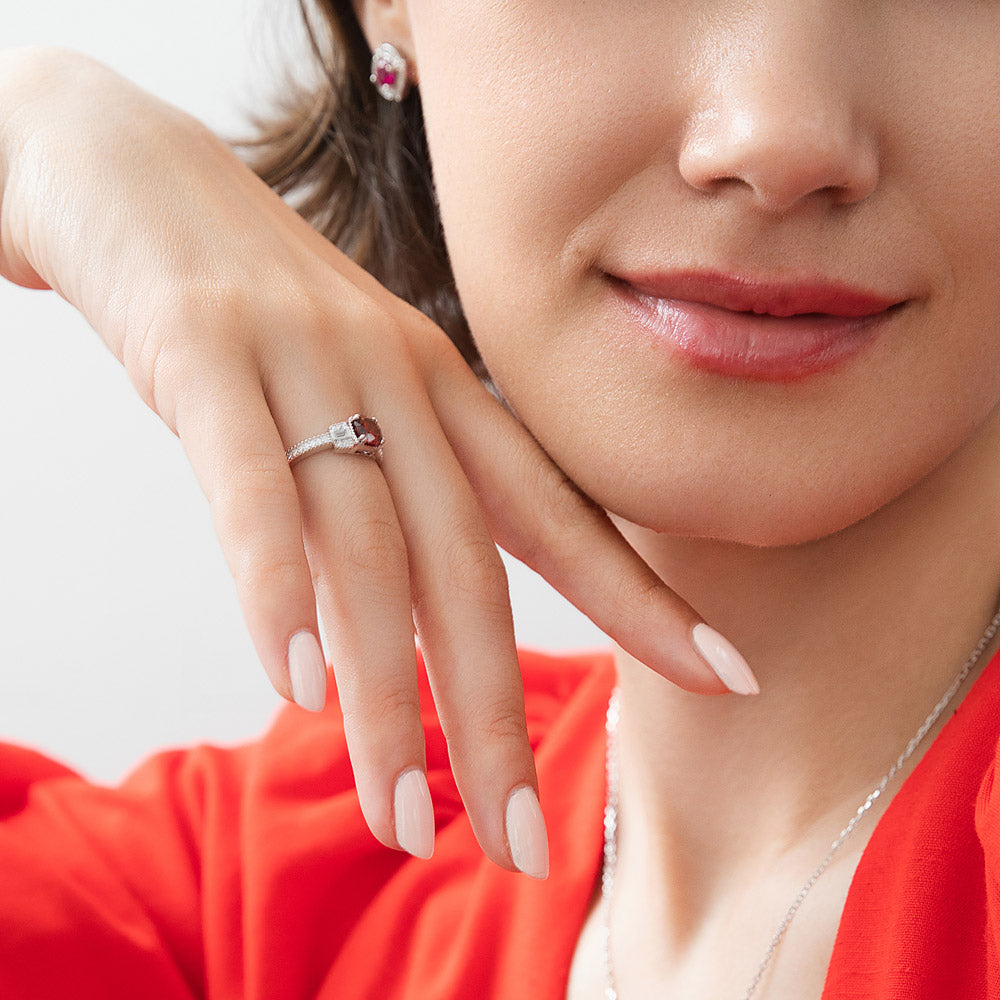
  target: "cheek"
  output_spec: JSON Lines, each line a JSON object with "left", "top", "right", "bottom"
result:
{"left": 409, "top": 2, "right": 678, "bottom": 324}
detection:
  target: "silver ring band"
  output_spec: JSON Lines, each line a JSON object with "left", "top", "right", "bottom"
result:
{"left": 286, "top": 414, "right": 384, "bottom": 465}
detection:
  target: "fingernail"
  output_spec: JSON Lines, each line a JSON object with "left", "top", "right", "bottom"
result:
{"left": 692, "top": 623, "right": 760, "bottom": 695}
{"left": 287, "top": 629, "right": 327, "bottom": 711}
{"left": 394, "top": 767, "right": 435, "bottom": 859}
{"left": 506, "top": 785, "right": 549, "bottom": 879}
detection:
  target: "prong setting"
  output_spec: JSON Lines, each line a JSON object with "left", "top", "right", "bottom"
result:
{"left": 370, "top": 42, "right": 408, "bottom": 102}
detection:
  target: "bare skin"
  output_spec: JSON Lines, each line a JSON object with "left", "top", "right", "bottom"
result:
{"left": 0, "top": 45, "right": 732, "bottom": 885}
{"left": 355, "top": 0, "right": 1000, "bottom": 992}
{"left": 4, "top": 0, "right": 1000, "bottom": 991}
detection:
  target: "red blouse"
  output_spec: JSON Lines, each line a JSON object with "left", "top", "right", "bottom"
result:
{"left": 1, "top": 644, "right": 998, "bottom": 998}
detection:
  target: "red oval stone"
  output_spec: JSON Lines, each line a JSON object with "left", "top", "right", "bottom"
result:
{"left": 351, "top": 416, "right": 383, "bottom": 448}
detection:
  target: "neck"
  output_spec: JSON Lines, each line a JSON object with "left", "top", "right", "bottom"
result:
{"left": 608, "top": 411, "right": 1000, "bottom": 918}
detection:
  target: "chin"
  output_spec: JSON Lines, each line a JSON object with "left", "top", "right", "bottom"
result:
{"left": 595, "top": 467, "right": 914, "bottom": 550}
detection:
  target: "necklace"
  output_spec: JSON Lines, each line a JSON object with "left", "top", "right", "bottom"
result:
{"left": 600, "top": 607, "right": 1000, "bottom": 1000}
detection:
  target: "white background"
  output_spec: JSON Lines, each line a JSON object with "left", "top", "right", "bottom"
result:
{"left": 0, "top": 0, "right": 606, "bottom": 784}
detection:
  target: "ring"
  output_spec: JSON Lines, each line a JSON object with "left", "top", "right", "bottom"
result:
{"left": 285, "top": 415, "right": 384, "bottom": 465}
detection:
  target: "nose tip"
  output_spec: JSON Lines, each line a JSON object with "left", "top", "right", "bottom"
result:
{"left": 678, "top": 102, "right": 880, "bottom": 214}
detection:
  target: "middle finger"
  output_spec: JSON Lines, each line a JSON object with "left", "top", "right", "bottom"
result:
{"left": 374, "top": 377, "right": 548, "bottom": 880}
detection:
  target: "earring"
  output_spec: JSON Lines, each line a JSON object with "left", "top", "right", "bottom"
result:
{"left": 370, "top": 42, "right": 411, "bottom": 102}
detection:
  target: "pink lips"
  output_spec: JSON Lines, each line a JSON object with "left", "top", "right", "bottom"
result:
{"left": 609, "top": 270, "right": 907, "bottom": 380}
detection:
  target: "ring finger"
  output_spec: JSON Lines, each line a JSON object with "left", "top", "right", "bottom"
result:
{"left": 277, "top": 394, "right": 433, "bottom": 862}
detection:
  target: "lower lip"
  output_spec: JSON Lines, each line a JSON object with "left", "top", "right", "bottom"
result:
{"left": 612, "top": 284, "right": 899, "bottom": 381}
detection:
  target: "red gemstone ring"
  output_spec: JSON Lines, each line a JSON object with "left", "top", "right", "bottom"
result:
{"left": 285, "top": 415, "right": 384, "bottom": 465}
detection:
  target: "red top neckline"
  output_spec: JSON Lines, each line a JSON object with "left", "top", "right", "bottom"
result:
{"left": 429, "top": 642, "right": 1000, "bottom": 997}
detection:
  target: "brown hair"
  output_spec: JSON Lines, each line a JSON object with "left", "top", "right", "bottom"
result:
{"left": 230, "top": 0, "right": 487, "bottom": 382}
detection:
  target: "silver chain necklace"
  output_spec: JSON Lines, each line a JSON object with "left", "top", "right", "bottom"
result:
{"left": 600, "top": 607, "right": 1000, "bottom": 1000}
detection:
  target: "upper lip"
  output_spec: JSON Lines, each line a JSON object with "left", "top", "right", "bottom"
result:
{"left": 612, "top": 269, "right": 907, "bottom": 318}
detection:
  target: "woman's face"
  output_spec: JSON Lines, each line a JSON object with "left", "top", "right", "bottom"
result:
{"left": 399, "top": 1, "right": 1000, "bottom": 545}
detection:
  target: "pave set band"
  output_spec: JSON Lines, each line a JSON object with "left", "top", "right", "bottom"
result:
{"left": 285, "top": 415, "right": 384, "bottom": 466}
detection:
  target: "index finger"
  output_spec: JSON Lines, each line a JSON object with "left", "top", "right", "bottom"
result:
{"left": 421, "top": 343, "right": 759, "bottom": 697}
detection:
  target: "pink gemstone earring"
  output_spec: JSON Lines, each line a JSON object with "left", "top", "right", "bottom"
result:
{"left": 370, "top": 42, "right": 410, "bottom": 102}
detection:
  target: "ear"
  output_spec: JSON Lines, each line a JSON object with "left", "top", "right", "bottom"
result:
{"left": 351, "top": 0, "right": 417, "bottom": 72}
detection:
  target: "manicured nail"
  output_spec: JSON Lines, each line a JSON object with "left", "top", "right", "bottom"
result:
{"left": 287, "top": 629, "right": 327, "bottom": 711}
{"left": 692, "top": 623, "right": 760, "bottom": 695}
{"left": 506, "top": 785, "right": 549, "bottom": 879}
{"left": 394, "top": 767, "right": 435, "bottom": 860}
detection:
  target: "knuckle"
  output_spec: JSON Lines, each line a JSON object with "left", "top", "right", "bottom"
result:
{"left": 213, "top": 449, "right": 292, "bottom": 519}
{"left": 439, "top": 525, "right": 509, "bottom": 605}
{"left": 407, "top": 310, "right": 449, "bottom": 356}
{"left": 338, "top": 510, "right": 409, "bottom": 582}
{"left": 614, "top": 569, "right": 664, "bottom": 619}
{"left": 511, "top": 458, "right": 600, "bottom": 568}
{"left": 340, "top": 294, "right": 405, "bottom": 349}
{"left": 169, "top": 279, "right": 253, "bottom": 329}
{"left": 230, "top": 446, "right": 291, "bottom": 490}
{"left": 124, "top": 318, "right": 196, "bottom": 430}
{"left": 130, "top": 299, "right": 254, "bottom": 435}
{"left": 237, "top": 545, "right": 306, "bottom": 598}
{"left": 470, "top": 695, "right": 529, "bottom": 746}
{"left": 375, "top": 309, "right": 407, "bottom": 347}
{"left": 210, "top": 463, "right": 302, "bottom": 586}
{"left": 369, "top": 313, "right": 415, "bottom": 372}
{"left": 342, "top": 673, "right": 421, "bottom": 736}
{"left": 259, "top": 288, "right": 336, "bottom": 360}
{"left": 482, "top": 709, "right": 529, "bottom": 746}
{"left": 410, "top": 313, "right": 466, "bottom": 379}
{"left": 532, "top": 456, "right": 592, "bottom": 524}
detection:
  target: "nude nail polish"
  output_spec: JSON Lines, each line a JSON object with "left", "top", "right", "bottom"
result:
{"left": 287, "top": 629, "right": 327, "bottom": 711}
{"left": 692, "top": 623, "right": 760, "bottom": 695}
{"left": 505, "top": 785, "right": 549, "bottom": 879}
{"left": 394, "top": 767, "right": 435, "bottom": 859}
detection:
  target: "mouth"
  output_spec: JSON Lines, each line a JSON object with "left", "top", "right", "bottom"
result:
{"left": 606, "top": 269, "right": 909, "bottom": 381}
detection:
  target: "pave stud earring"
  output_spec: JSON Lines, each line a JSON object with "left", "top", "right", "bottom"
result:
{"left": 370, "top": 42, "right": 410, "bottom": 102}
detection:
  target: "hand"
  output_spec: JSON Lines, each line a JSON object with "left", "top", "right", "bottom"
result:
{"left": 0, "top": 46, "right": 750, "bottom": 877}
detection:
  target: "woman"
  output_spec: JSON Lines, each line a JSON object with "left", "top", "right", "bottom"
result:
{"left": 1, "top": 0, "right": 998, "bottom": 996}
